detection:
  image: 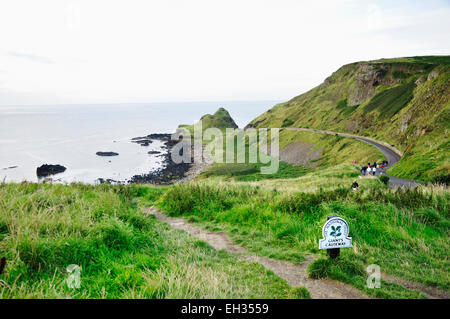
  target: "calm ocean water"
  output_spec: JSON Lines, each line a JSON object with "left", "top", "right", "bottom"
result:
{"left": 0, "top": 101, "right": 278, "bottom": 183}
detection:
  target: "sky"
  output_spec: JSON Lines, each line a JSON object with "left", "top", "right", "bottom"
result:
{"left": 0, "top": 0, "right": 449, "bottom": 105}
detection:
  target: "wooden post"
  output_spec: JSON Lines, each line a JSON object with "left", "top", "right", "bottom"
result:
{"left": 327, "top": 215, "right": 340, "bottom": 259}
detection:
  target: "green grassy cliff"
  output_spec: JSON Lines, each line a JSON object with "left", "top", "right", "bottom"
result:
{"left": 248, "top": 56, "right": 450, "bottom": 182}
{"left": 179, "top": 107, "right": 238, "bottom": 134}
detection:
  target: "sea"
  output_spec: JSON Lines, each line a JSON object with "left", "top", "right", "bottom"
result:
{"left": 0, "top": 101, "right": 278, "bottom": 184}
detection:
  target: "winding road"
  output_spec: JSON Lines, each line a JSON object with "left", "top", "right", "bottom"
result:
{"left": 285, "top": 128, "right": 421, "bottom": 188}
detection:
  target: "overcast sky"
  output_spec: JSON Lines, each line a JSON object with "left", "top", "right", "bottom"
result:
{"left": 0, "top": 0, "right": 449, "bottom": 105}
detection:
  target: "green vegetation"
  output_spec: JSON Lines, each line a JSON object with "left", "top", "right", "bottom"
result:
{"left": 306, "top": 254, "right": 425, "bottom": 298}
{"left": 281, "top": 118, "right": 294, "bottom": 127}
{"left": 201, "top": 162, "right": 310, "bottom": 181}
{"left": 278, "top": 130, "right": 384, "bottom": 169}
{"left": 156, "top": 181, "right": 449, "bottom": 297}
{"left": 1, "top": 161, "right": 448, "bottom": 299}
{"left": 199, "top": 127, "right": 384, "bottom": 183}
{"left": 336, "top": 99, "right": 359, "bottom": 116}
{"left": 288, "top": 286, "right": 311, "bottom": 299}
{"left": 379, "top": 174, "right": 390, "bottom": 185}
{"left": 202, "top": 164, "right": 380, "bottom": 193}
{"left": 0, "top": 183, "right": 305, "bottom": 299}
{"left": 387, "top": 132, "right": 450, "bottom": 182}
{"left": 2, "top": 56, "right": 449, "bottom": 300}
{"left": 392, "top": 70, "right": 408, "bottom": 79}
{"left": 179, "top": 107, "right": 238, "bottom": 134}
{"left": 363, "top": 80, "right": 416, "bottom": 118}
{"left": 248, "top": 56, "right": 450, "bottom": 182}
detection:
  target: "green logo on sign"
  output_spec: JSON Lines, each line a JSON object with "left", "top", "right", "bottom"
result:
{"left": 330, "top": 225, "right": 341, "bottom": 237}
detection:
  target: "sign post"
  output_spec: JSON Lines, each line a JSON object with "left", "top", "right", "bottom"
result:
{"left": 319, "top": 215, "right": 352, "bottom": 259}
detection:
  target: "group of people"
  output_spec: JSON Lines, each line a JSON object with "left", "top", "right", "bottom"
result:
{"left": 359, "top": 160, "right": 389, "bottom": 176}
{"left": 351, "top": 160, "right": 389, "bottom": 191}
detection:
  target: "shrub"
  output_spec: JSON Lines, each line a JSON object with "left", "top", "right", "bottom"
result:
{"left": 307, "top": 258, "right": 331, "bottom": 279}
{"left": 307, "top": 254, "right": 366, "bottom": 280}
{"left": 429, "top": 174, "right": 450, "bottom": 186}
{"left": 281, "top": 118, "right": 294, "bottom": 127}
{"left": 336, "top": 98, "right": 347, "bottom": 108}
{"left": 379, "top": 175, "right": 390, "bottom": 185}
{"left": 289, "top": 286, "right": 311, "bottom": 299}
{"left": 392, "top": 70, "right": 408, "bottom": 79}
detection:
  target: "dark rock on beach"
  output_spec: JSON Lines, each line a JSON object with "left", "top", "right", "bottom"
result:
{"left": 129, "top": 133, "right": 191, "bottom": 185}
{"left": 134, "top": 140, "right": 152, "bottom": 146}
{"left": 131, "top": 133, "right": 174, "bottom": 146}
{"left": 129, "top": 159, "right": 191, "bottom": 185}
{"left": 131, "top": 136, "right": 148, "bottom": 141}
{"left": 131, "top": 136, "right": 153, "bottom": 146}
{"left": 36, "top": 164, "right": 66, "bottom": 177}
{"left": 96, "top": 151, "right": 119, "bottom": 156}
{"left": 147, "top": 133, "right": 172, "bottom": 139}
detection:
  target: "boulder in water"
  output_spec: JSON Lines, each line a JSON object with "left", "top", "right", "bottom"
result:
{"left": 36, "top": 164, "right": 66, "bottom": 177}
{"left": 96, "top": 151, "right": 119, "bottom": 156}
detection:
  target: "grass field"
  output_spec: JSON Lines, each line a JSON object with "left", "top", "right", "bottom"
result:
{"left": 0, "top": 182, "right": 307, "bottom": 299}
{"left": 154, "top": 179, "right": 449, "bottom": 298}
{"left": 1, "top": 161, "right": 448, "bottom": 299}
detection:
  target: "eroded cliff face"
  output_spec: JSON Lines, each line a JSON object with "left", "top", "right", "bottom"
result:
{"left": 349, "top": 64, "right": 385, "bottom": 105}
{"left": 349, "top": 63, "right": 404, "bottom": 106}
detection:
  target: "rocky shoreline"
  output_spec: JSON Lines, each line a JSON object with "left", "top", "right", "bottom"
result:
{"left": 31, "top": 133, "right": 208, "bottom": 185}
{"left": 128, "top": 133, "right": 212, "bottom": 185}
{"left": 128, "top": 133, "right": 196, "bottom": 185}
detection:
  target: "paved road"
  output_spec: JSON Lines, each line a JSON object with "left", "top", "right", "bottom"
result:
{"left": 354, "top": 137, "right": 421, "bottom": 188}
{"left": 285, "top": 128, "right": 421, "bottom": 188}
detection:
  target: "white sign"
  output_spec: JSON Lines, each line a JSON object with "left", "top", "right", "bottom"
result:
{"left": 319, "top": 217, "right": 352, "bottom": 249}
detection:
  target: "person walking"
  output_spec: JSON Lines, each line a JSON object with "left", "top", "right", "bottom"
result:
{"left": 372, "top": 165, "right": 377, "bottom": 176}
{"left": 367, "top": 166, "right": 372, "bottom": 176}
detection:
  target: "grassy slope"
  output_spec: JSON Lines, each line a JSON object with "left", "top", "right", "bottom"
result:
{"left": 248, "top": 56, "right": 450, "bottom": 182}
{"left": 201, "top": 164, "right": 381, "bottom": 193}
{"left": 1, "top": 177, "right": 448, "bottom": 299}
{"left": 199, "top": 129, "right": 384, "bottom": 182}
{"left": 0, "top": 183, "right": 308, "bottom": 299}
{"left": 157, "top": 180, "right": 449, "bottom": 298}
{"left": 177, "top": 103, "right": 384, "bottom": 183}
{"left": 179, "top": 107, "right": 238, "bottom": 134}
{"left": 278, "top": 129, "right": 384, "bottom": 168}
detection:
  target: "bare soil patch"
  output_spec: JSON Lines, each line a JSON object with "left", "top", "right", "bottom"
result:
{"left": 279, "top": 142, "right": 322, "bottom": 167}
{"left": 381, "top": 272, "right": 450, "bottom": 299}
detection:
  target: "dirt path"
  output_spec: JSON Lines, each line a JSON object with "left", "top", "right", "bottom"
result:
{"left": 381, "top": 272, "right": 450, "bottom": 299}
{"left": 144, "top": 207, "right": 367, "bottom": 299}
